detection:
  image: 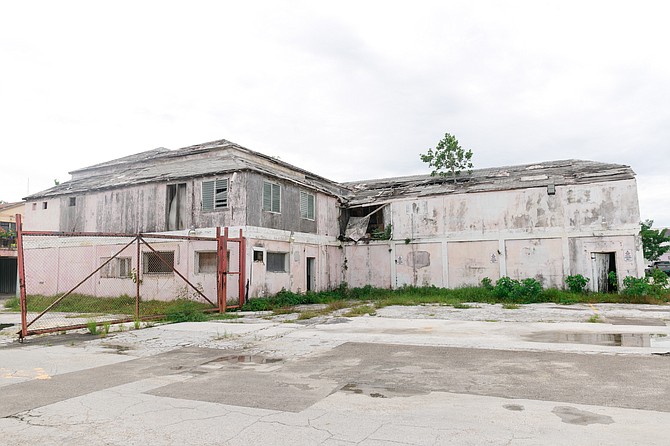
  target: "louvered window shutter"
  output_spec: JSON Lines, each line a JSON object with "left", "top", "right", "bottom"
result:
{"left": 202, "top": 180, "right": 214, "bottom": 211}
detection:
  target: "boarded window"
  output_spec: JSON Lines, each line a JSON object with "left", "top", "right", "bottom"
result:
{"left": 266, "top": 252, "right": 287, "bottom": 272}
{"left": 202, "top": 178, "right": 229, "bottom": 211}
{"left": 300, "top": 192, "right": 315, "bottom": 220}
{"left": 263, "top": 181, "right": 281, "bottom": 213}
{"left": 100, "top": 257, "right": 132, "bottom": 278}
{"left": 197, "top": 251, "right": 217, "bottom": 273}
{"left": 143, "top": 251, "right": 174, "bottom": 274}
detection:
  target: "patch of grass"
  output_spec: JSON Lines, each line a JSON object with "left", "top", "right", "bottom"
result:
{"left": 451, "top": 303, "right": 472, "bottom": 309}
{"left": 343, "top": 305, "right": 376, "bottom": 317}
{"left": 587, "top": 314, "right": 602, "bottom": 323}
{"left": 502, "top": 303, "right": 520, "bottom": 310}
{"left": 297, "top": 310, "right": 323, "bottom": 320}
{"left": 3, "top": 297, "right": 19, "bottom": 310}
{"left": 164, "top": 300, "right": 209, "bottom": 323}
{"left": 86, "top": 320, "right": 98, "bottom": 335}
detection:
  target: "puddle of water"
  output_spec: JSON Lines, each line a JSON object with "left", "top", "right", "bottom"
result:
{"left": 527, "top": 332, "right": 667, "bottom": 347}
{"left": 552, "top": 406, "right": 613, "bottom": 425}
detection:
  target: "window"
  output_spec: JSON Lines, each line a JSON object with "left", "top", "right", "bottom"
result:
{"left": 196, "top": 251, "right": 217, "bottom": 273}
{"left": 300, "top": 192, "right": 315, "bottom": 220}
{"left": 42, "top": 202, "right": 48, "bottom": 210}
{"left": 32, "top": 203, "right": 37, "bottom": 211}
{"left": 100, "top": 257, "right": 132, "bottom": 278}
{"left": 266, "top": 252, "right": 287, "bottom": 272}
{"left": 143, "top": 251, "right": 175, "bottom": 274}
{"left": 263, "top": 181, "right": 281, "bottom": 213}
{"left": 69, "top": 197, "right": 77, "bottom": 206}
{"left": 202, "top": 178, "right": 229, "bottom": 211}
{"left": 166, "top": 183, "right": 187, "bottom": 231}
{"left": 253, "top": 250, "right": 264, "bottom": 262}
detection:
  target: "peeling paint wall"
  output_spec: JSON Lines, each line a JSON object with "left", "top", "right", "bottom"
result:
{"left": 344, "top": 179, "right": 644, "bottom": 289}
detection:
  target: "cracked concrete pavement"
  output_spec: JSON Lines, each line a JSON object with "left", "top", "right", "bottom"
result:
{"left": 1, "top": 302, "right": 670, "bottom": 445}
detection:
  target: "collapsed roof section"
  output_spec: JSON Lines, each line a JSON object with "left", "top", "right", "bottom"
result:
{"left": 343, "top": 160, "right": 635, "bottom": 207}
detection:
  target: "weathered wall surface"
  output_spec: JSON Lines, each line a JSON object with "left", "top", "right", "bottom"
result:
{"left": 344, "top": 243, "right": 392, "bottom": 289}
{"left": 24, "top": 199, "right": 61, "bottom": 231}
{"left": 343, "top": 179, "right": 644, "bottom": 290}
{"left": 389, "top": 180, "right": 640, "bottom": 240}
{"left": 245, "top": 172, "right": 338, "bottom": 235}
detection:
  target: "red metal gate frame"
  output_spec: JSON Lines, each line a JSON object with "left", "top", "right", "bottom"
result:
{"left": 217, "top": 227, "right": 246, "bottom": 311}
{"left": 16, "top": 214, "right": 246, "bottom": 339}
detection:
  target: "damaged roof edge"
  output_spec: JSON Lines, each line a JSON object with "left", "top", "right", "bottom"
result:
{"left": 23, "top": 166, "right": 349, "bottom": 201}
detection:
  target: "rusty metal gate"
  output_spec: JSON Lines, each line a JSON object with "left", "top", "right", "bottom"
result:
{"left": 15, "top": 215, "right": 246, "bottom": 339}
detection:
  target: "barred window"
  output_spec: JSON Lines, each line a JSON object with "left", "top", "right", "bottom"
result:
{"left": 263, "top": 181, "right": 281, "bottom": 213}
{"left": 100, "top": 257, "right": 132, "bottom": 278}
{"left": 266, "top": 252, "right": 287, "bottom": 273}
{"left": 300, "top": 192, "right": 315, "bottom": 220}
{"left": 143, "top": 251, "right": 174, "bottom": 274}
{"left": 202, "top": 178, "right": 229, "bottom": 211}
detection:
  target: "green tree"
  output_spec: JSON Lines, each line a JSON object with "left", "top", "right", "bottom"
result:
{"left": 640, "top": 219, "right": 670, "bottom": 261}
{"left": 420, "top": 132, "right": 474, "bottom": 182}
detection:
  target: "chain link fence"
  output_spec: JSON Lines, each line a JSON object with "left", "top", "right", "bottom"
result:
{"left": 17, "top": 230, "right": 241, "bottom": 338}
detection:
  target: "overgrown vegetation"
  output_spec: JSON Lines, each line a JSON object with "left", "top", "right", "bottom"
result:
{"left": 640, "top": 219, "right": 670, "bottom": 261}
{"left": 565, "top": 274, "right": 590, "bottom": 294}
{"left": 5, "top": 271, "right": 668, "bottom": 331}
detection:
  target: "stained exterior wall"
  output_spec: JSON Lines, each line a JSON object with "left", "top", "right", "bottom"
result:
{"left": 24, "top": 171, "right": 337, "bottom": 237}
{"left": 343, "top": 179, "right": 644, "bottom": 290}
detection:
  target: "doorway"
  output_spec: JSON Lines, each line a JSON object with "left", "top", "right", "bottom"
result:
{"left": 592, "top": 252, "right": 617, "bottom": 293}
{"left": 306, "top": 257, "right": 316, "bottom": 292}
{"left": 0, "top": 257, "right": 17, "bottom": 294}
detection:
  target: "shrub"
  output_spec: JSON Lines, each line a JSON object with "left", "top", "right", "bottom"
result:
{"left": 481, "top": 277, "right": 493, "bottom": 290}
{"left": 565, "top": 274, "right": 590, "bottom": 294}
{"left": 493, "top": 277, "right": 543, "bottom": 303}
{"left": 621, "top": 276, "right": 649, "bottom": 297}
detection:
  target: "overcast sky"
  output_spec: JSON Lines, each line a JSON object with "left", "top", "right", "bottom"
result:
{"left": 1, "top": 1, "right": 669, "bottom": 226}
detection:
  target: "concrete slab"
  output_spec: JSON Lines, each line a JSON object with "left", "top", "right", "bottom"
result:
{"left": 1, "top": 303, "right": 670, "bottom": 445}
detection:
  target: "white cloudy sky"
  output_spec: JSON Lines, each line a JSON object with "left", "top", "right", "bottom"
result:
{"left": 1, "top": 1, "right": 669, "bottom": 226}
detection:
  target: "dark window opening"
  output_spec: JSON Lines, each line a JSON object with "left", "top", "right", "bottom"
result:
{"left": 143, "top": 251, "right": 175, "bottom": 274}
{"left": 197, "top": 251, "right": 217, "bottom": 273}
{"left": 69, "top": 197, "right": 77, "bottom": 207}
{"left": 267, "top": 252, "right": 287, "bottom": 272}
{"left": 166, "top": 183, "right": 187, "bottom": 231}
{"left": 42, "top": 202, "right": 48, "bottom": 210}
{"left": 253, "top": 250, "right": 264, "bottom": 262}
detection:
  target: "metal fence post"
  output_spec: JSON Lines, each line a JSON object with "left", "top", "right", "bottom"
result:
{"left": 16, "top": 214, "right": 27, "bottom": 340}
{"left": 135, "top": 234, "right": 141, "bottom": 320}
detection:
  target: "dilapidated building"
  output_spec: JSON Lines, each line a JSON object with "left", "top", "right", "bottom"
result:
{"left": 23, "top": 139, "right": 644, "bottom": 297}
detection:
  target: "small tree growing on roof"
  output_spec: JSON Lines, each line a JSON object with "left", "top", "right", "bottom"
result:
{"left": 420, "top": 132, "right": 474, "bottom": 183}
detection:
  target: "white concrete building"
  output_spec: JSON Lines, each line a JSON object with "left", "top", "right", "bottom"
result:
{"left": 23, "top": 139, "right": 644, "bottom": 297}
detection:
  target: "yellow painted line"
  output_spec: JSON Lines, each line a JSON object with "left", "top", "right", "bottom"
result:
{"left": 0, "top": 367, "right": 51, "bottom": 380}
{"left": 587, "top": 303, "right": 599, "bottom": 314}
